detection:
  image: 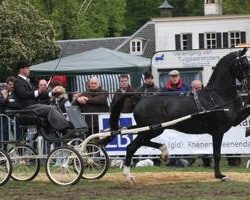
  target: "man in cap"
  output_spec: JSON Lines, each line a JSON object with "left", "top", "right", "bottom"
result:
{"left": 162, "top": 70, "right": 189, "bottom": 94}
{"left": 163, "top": 70, "right": 189, "bottom": 167}
{"left": 14, "top": 57, "right": 79, "bottom": 138}
{"left": 137, "top": 71, "right": 158, "bottom": 96}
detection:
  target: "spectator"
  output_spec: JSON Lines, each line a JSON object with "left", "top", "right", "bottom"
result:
{"left": 14, "top": 58, "right": 78, "bottom": 139}
{"left": 1, "top": 76, "right": 21, "bottom": 112}
{"left": 162, "top": 70, "right": 189, "bottom": 94}
{"left": 50, "top": 75, "right": 68, "bottom": 88}
{"left": 112, "top": 74, "right": 138, "bottom": 113}
{"left": 37, "top": 79, "right": 50, "bottom": 105}
{"left": 164, "top": 70, "right": 190, "bottom": 167}
{"left": 191, "top": 80, "right": 203, "bottom": 92}
{"left": 0, "top": 76, "right": 21, "bottom": 150}
{"left": 137, "top": 71, "right": 158, "bottom": 96}
{"left": 190, "top": 79, "right": 212, "bottom": 167}
{"left": 73, "top": 77, "right": 109, "bottom": 136}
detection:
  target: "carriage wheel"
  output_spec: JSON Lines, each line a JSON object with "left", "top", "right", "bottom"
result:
{"left": 81, "top": 143, "right": 109, "bottom": 180}
{"left": 8, "top": 145, "right": 40, "bottom": 181}
{"left": 69, "top": 139, "right": 109, "bottom": 179}
{"left": 0, "top": 149, "right": 12, "bottom": 186}
{"left": 70, "top": 139, "right": 109, "bottom": 180}
{"left": 46, "top": 146, "right": 83, "bottom": 185}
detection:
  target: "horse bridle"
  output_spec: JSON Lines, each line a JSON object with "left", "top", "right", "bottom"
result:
{"left": 235, "top": 48, "right": 250, "bottom": 91}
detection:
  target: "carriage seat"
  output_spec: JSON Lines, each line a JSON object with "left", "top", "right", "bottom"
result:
{"left": 4, "top": 109, "right": 46, "bottom": 127}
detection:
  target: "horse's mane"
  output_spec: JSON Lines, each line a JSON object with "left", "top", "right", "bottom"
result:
{"left": 206, "top": 51, "right": 238, "bottom": 90}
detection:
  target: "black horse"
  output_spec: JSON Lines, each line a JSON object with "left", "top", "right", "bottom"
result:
{"left": 106, "top": 48, "right": 250, "bottom": 182}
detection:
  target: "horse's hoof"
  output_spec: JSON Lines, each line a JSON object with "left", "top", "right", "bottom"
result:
{"left": 221, "top": 176, "right": 230, "bottom": 182}
{"left": 160, "top": 144, "right": 169, "bottom": 162}
{"left": 127, "top": 176, "right": 136, "bottom": 185}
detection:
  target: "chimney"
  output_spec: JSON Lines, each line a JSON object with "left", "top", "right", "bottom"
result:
{"left": 204, "top": 0, "right": 223, "bottom": 16}
{"left": 159, "top": 0, "right": 173, "bottom": 17}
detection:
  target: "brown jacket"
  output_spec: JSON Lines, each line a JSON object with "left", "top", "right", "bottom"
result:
{"left": 74, "top": 88, "right": 109, "bottom": 130}
{"left": 112, "top": 85, "right": 137, "bottom": 113}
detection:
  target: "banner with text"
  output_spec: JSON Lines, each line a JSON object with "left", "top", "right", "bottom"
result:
{"left": 98, "top": 114, "right": 250, "bottom": 156}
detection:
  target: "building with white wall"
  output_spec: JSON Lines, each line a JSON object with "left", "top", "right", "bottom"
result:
{"left": 151, "top": 0, "right": 250, "bottom": 88}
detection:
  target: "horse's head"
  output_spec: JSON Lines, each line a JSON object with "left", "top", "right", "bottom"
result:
{"left": 233, "top": 48, "right": 250, "bottom": 91}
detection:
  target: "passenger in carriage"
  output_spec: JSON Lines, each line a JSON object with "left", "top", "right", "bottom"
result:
{"left": 51, "top": 85, "right": 71, "bottom": 113}
{"left": 161, "top": 70, "right": 189, "bottom": 95}
{"left": 137, "top": 71, "right": 158, "bottom": 96}
{"left": 14, "top": 58, "right": 78, "bottom": 139}
{"left": 72, "top": 77, "right": 109, "bottom": 136}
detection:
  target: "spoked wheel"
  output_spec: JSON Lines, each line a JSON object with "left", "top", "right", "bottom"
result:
{"left": 46, "top": 146, "right": 83, "bottom": 185}
{"left": 81, "top": 143, "right": 109, "bottom": 179}
{"left": 70, "top": 139, "right": 109, "bottom": 180}
{"left": 0, "top": 149, "right": 12, "bottom": 186}
{"left": 8, "top": 145, "right": 40, "bottom": 181}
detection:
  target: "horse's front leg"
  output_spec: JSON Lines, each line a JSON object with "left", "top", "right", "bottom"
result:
{"left": 212, "top": 134, "right": 230, "bottom": 181}
{"left": 123, "top": 138, "right": 142, "bottom": 184}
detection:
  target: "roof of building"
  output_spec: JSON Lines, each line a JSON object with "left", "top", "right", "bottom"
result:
{"left": 57, "top": 36, "right": 129, "bottom": 57}
{"left": 116, "top": 21, "right": 156, "bottom": 58}
{"left": 159, "top": 0, "right": 173, "bottom": 9}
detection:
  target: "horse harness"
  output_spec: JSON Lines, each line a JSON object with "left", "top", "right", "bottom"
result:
{"left": 192, "top": 87, "right": 242, "bottom": 112}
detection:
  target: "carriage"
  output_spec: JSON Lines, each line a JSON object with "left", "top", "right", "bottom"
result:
{"left": 0, "top": 46, "right": 250, "bottom": 186}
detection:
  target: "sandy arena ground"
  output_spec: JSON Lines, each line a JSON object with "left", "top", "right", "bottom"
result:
{"left": 35, "top": 172, "right": 250, "bottom": 184}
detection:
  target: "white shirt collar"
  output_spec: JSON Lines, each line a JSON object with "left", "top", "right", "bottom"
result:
{"left": 18, "top": 74, "right": 28, "bottom": 81}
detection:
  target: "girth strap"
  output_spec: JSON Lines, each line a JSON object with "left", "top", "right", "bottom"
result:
{"left": 193, "top": 91, "right": 205, "bottom": 112}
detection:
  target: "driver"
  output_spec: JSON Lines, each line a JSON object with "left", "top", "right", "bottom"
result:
{"left": 14, "top": 58, "right": 78, "bottom": 139}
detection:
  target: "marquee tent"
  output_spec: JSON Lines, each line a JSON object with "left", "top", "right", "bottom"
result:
{"left": 30, "top": 47, "right": 151, "bottom": 87}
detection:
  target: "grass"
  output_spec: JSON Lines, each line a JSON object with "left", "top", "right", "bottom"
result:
{"left": 0, "top": 157, "right": 250, "bottom": 200}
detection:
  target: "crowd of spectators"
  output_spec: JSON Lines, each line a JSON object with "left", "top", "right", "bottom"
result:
{"left": 0, "top": 59, "right": 242, "bottom": 167}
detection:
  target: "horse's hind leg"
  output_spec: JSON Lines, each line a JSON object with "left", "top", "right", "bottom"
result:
{"left": 212, "top": 134, "right": 229, "bottom": 181}
{"left": 123, "top": 130, "right": 166, "bottom": 182}
{"left": 124, "top": 130, "right": 164, "bottom": 167}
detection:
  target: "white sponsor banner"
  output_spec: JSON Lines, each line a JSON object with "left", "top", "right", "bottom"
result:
{"left": 98, "top": 114, "right": 250, "bottom": 156}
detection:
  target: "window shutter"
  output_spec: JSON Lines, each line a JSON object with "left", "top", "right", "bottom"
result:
{"left": 187, "top": 34, "right": 192, "bottom": 50}
{"left": 199, "top": 33, "right": 204, "bottom": 49}
{"left": 241, "top": 32, "right": 246, "bottom": 43}
{"left": 216, "top": 33, "right": 222, "bottom": 48}
{"left": 223, "top": 32, "right": 228, "bottom": 48}
{"left": 175, "top": 34, "right": 181, "bottom": 50}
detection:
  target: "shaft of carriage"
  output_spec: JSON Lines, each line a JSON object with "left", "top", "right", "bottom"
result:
{"left": 76, "top": 109, "right": 229, "bottom": 153}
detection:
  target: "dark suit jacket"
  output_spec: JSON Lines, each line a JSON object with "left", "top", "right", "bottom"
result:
{"left": 14, "top": 76, "right": 38, "bottom": 107}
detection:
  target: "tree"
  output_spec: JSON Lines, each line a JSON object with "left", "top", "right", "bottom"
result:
{"left": 30, "top": 0, "right": 127, "bottom": 39}
{"left": 124, "top": 0, "right": 204, "bottom": 35}
{"left": 0, "top": 0, "right": 60, "bottom": 81}
{"left": 223, "top": 0, "right": 250, "bottom": 14}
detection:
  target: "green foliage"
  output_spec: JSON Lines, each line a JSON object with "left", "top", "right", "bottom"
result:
{"left": 223, "top": 0, "right": 250, "bottom": 14}
{"left": 124, "top": 0, "right": 204, "bottom": 35}
{"left": 30, "top": 0, "right": 126, "bottom": 39}
{"left": 0, "top": 0, "right": 60, "bottom": 81}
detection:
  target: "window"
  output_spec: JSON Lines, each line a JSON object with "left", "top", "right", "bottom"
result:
{"left": 205, "top": 32, "right": 217, "bottom": 49}
{"left": 175, "top": 33, "right": 192, "bottom": 50}
{"left": 229, "top": 32, "right": 241, "bottom": 47}
{"left": 199, "top": 32, "right": 222, "bottom": 49}
{"left": 222, "top": 31, "right": 246, "bottom": 48}
{"left": 130, "top": 39, "right": 143, "bottom": 55}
